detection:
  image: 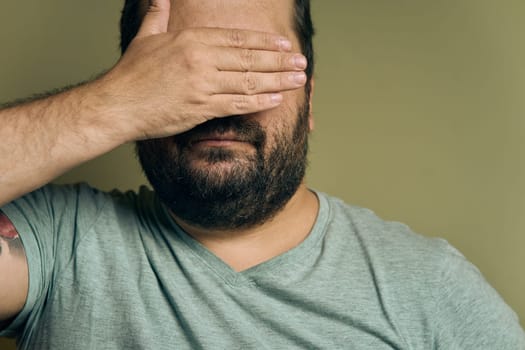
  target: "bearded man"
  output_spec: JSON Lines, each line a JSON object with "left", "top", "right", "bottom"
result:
{"left": 0, "top": 0, "right": 523, "bottom": 349}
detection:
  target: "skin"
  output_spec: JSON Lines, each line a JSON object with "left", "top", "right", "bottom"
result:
{"left": 0, "top": 0, "right": 312, "bottom": 321}
{"left": 162, "top": 0, "right": 319, "bottom": 272}
{"left": 0, "top": 212, "right": 27, "bottom": 325}
{"left": 0, "top": 0, "right": 307, "bottom": 209}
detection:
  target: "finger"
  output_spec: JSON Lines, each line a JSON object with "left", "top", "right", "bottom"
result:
{"left": 210, "top": 93, "right": 284, "bottom": 116}
{"left": 211, "top": 71, "right": 307, "bottom": 95}
{"left": 213, "top": 47, "right": 307, "bottom": 72}
{"left": 184, "top": 27, "right": 293, "bottom": 52}
{"left": 136, "top": 0, "right": 171, "bottom": 38}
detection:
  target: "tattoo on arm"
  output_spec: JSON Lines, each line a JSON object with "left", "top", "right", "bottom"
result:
{"left": 0, "top": 211, "right": 25, "bottom": 258}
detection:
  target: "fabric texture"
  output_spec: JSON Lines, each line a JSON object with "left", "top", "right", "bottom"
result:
{"left": 0, "top": 183, "right": 523, "bottom": 349}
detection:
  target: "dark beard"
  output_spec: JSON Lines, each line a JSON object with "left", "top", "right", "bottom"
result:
{"left": 135, "top": 104, "right": 309, "bottom": 231}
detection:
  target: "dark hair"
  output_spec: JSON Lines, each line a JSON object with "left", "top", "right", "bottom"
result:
{"left": 119, "top": 0, "right": 315, "bottom": 88}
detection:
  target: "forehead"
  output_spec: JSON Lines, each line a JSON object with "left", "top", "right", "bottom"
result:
{"left": 165, "top": 0, "right": 295, "bottom": 36}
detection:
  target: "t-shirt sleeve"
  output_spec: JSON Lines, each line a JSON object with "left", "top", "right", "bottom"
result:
{"left": 0, "top": 183, "right": 109, "bottom": 338}
{"left": 432, "top": 244, "right": 525, "bottom": 349}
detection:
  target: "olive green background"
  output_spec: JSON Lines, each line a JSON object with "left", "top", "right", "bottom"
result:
{"left": 1, "top": 0, "right": 524, "bottom": 347}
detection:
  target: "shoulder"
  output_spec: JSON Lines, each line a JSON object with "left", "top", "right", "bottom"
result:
{"left": 317, "top": 191, "right": 456, "bottom": 310}
{"left": 1, "top": 182, "right": 112, "bottom": 233}
{"left": 320, "top": 191, "right": 449, "bottom": 265}
{"left": 25, "top": 182, "right": 162, "bottom": 221}
{"left": 319, "top": 191, "right": 497, "bottom": 296}
{"left": 318, "top": 191, "right": 525, "bottom": 347}
{"left": 0, "top": 182, "right": 164, "bottom": 257}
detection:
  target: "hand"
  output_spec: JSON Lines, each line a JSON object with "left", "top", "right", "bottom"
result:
{"left": 99, "top": 0, "right": 308, "bottom": 141}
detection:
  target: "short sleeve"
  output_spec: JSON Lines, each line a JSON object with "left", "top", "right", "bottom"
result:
{"left": 0, "top": 183, "right": 109, "bottom": 338}
{"left": 432, "top": 245, "right": 525, "bottom": 349}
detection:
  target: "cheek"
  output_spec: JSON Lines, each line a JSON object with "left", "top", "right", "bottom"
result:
{"left": 247, "top": 105, "right": 294, "bottom": 136}
{"left": 249, "top": 88, "right": 305, "bottom": 127}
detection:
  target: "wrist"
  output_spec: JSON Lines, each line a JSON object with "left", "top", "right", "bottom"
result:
{"left": 81, "top": 73, "right": 139, "bottom": 146}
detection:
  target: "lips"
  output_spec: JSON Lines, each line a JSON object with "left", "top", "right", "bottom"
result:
{"left": 174, "top": 117, "right": 266, "bottom": 150}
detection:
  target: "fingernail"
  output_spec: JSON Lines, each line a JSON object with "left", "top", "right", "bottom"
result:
{"left": 293, "top": 55, "right": 307, "bottom": 69}
{"left": 279, "top": 38, "right": 292, "bottom": 51}
{"left": 271, "top": 93, "right": 283, "bottom": 104}
{"left": 290, "top": 72, "right": 307, "bottom": 85}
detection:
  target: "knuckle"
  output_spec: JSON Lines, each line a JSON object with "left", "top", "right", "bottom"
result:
{"left": 177, "top": 29, "right": 196, "bottom": 42}
{"left": 182, "top": 46, "right": 203, "bottom": 68}
{"left": 189, "top": 78, "right": 207, "bottom": 95}
{"left": 229, "top": 29, "right": 247, "bottom": 47}
{"left": 243, "top": 72, "right": 259, "bottom": 94}
{"left": 240, "top": 49, "right": 256, "bottom": 71}
{"left": 232, "top": 95, "right": 250, "bottom": 111}
{"left": 188, "top": 89, "right": 208, "bottom": 105}
{"left": 262, "top": 33, "right": 273, "bottom": 49}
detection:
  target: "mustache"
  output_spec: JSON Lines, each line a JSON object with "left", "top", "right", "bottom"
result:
{"left": 174, "top": 116, "right": 266, "bottom": 148}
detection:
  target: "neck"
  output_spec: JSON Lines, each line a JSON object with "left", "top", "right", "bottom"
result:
{"left": 170, "top": 184, "right": 319, "bottom": 272}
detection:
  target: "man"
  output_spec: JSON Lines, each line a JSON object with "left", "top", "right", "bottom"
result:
{"left": 0, "top": 0, "right": 523, "bottom": 348}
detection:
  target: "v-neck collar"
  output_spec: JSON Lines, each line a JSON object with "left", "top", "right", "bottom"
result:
{"left": 159, "top": 191, "right": 331, "bottom": 286}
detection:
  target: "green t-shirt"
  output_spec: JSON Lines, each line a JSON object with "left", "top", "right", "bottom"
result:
{"left": 0, "top": 183, "right": 523, "bottom": 349}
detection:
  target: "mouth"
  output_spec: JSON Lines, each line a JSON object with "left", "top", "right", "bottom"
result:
{"left": 173, "top": 117, "right": 266, "bottom": 152}
{"left": 190, "top": 132, "right": 252, "bottom": 147}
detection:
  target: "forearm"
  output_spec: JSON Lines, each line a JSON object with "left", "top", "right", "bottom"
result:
{"left": 0, "top": 79, "right": 129, "bottom": 207}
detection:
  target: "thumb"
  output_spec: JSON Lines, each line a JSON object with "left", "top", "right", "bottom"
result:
{"left": 136, "top": 0, "right": 171, "bottom": 38}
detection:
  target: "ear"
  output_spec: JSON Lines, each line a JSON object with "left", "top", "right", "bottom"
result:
{"left": 308, "top": 78, "right": 315, "bottom": 131}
